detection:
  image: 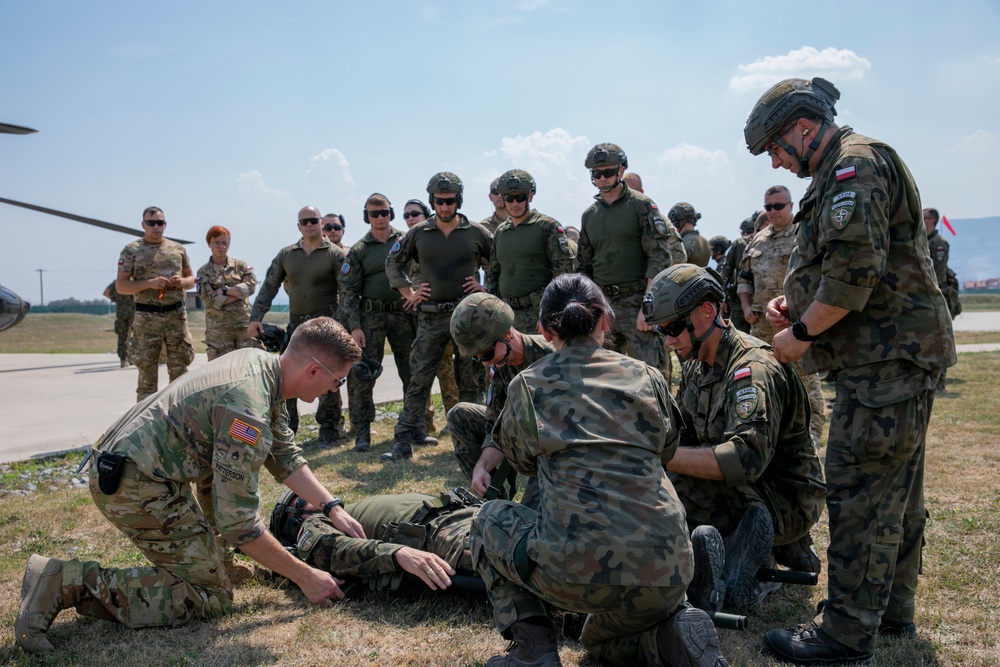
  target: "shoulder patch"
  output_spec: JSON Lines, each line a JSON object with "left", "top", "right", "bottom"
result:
{"left": 229, "top": 418, "right": 260, "bottom": 446}
{"left": 653, "top": 215, "right": 668, "bottom": 235}
{"left": 835, "top": 165, "right": 857, "bottom": 182}
{"left": 194, "top": 276, "right": 202, "bottom": 283}
{"left": 733, "top": 367, "right": 751, "bottom": 381}
{"left": 650, "top": 202, "right": 659, "bottom": 210}
{"left": 390, "top": 240, "right": 401, "bottom": 254}
{"left": 341, "top": 262, "right": 350, "bottom": 275}
{"left": 734, "top": 386, "right": 759, "bottom": 419}
{"left": 556, "top": 226, "right": 565, "bottom": 233}
{"left": 830, "top": 196, "right": 856, "bottom": 230}
{"left": 117, "top": 258, "right": 124, "bottom": 265}
{"left": 558, "top": 237, "right": 570, "bottom": 254}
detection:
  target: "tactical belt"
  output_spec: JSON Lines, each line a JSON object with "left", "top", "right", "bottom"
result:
{"left": 381, "top": 487, "right": 482, "bottom": 547}
{"left": 502, "top": 295, "right": 533, "bottom": 309}
{"left": 598, "top": 279, "right": 646, "bottom": 298}
{"left": 417, "top": 300, "right": 458, "bottom": 314}
{"left": 362, "top": 297, "right": 403, "bottom": 313}
{"left": 135, "top": 301, "right": 183, "bottom": 314}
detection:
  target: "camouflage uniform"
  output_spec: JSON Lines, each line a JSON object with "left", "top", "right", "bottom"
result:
{"left": 408, "top": 259, "right": 459, "bottom": 428}
{"left": 479, "top": 211, "right": 506, "bottom": 235}
{"left": 670, "top": 324, "right": 825, "bottom": 546}
{"left": 105, "top": 281, "right": 134, "bottom": 364}
{"left": 470, "top": 338, "right": 693, "bottom": 666}
{"left": 783, "top": 127, "right": 956, "bottom": 652}
{"left": 385, "top": 213, "right": 493, "bottom": 438}
{"left": 447, "top": 333, "right": 555, "bottom": 508}
{"left": 118, "top": 238, "right": 195, "bottom": 401}
{"left": 196, "top": 257, "right": 263, "bottom": 361}
{"left": 487, "top": 210, "right": 577, "bottom": 332}
{"left": 579, "top": 187, "right": 685, "bottom": 378}
{"left": 75, "top": 349, "right": 306, "bottom": 627}
{"left": 339, "top": 227, "right": 414, "bottom": 429}
{"left": 737, "top": 223, "right": 828, "bottom": 443}
{"left": 250, "top": 238, "right": 347, "bottom": 441}
{"left": 926, "top": 230, "right": 949, "bottom": 290}
{"left": 720, "top": 237, "right": 750, "bottom": 333}
{"left": 681, "top": 229, "right": 711, "bottom": 267}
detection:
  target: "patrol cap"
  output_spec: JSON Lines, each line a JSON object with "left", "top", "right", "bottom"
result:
{"left": 642, "top": 264, "right": 725, "bottom": 324}
{"left": 744, "top": 77, "right": 840, "bottom": 156}
{"left": 497, "top": 169, "right": 536, "bottom": 195}
{"left": 585, "top": 143, "right": 628, "bottom": 169}
{"left": 668, "top": 202, "right": 701, "bottom": 225}
{"left": 426, "top": 171, "right": 464, "bottom": 195}
{"left": 450, "top": 293, "right": 515, "bottom": 358}
{"left": 709, "top": 235, "right": 730, "bottom": 254}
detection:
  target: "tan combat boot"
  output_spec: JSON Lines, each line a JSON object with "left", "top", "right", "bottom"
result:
{"left": 15, "top": 554, "right": 77, "bottom": 653}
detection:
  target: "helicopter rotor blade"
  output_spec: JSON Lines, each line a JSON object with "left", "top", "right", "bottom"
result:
{"left": 0, "top": 197, "right": 193, "bottom": 244}
{"left": 0, "top": 123, "right": 38, "bottom": 135}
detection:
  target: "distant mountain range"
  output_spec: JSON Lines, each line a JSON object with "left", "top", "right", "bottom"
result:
{"left": 942, "top": 216, "right": 998, "bottom": 285}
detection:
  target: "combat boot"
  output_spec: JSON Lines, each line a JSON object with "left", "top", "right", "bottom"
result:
{"left": 687, "top": 525, "right": 726, "bottom": 612}
{"left": 379, "top": 431, "right": 413, "bottom": 463}
{"left": 723, "top": 504, "right": 773, "bottom": 612}
{"left": 763, "top": 622, "right": 873, "bottom": 665}
{"left": 353, "top": 422, "right": 372, "bottom": 453}
{"left": 773, "top": 532, "right": 821, "bottom": 574}
{"left": 656, "top": 606, "right": 730, "bottom": 667}
{"left": 15, "top": 554, "right": 82, "bottom": 654}
{"left": 412, "top": 430, "right": 438, "bottom": 447}
{"left": 486, "top": 619, "right": 562, "bottom": 667}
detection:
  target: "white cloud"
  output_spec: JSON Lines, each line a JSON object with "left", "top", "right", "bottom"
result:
{"left": 496, "top": 128, "right": 591, "bottom": 170}
{"left": 236, "top": 170, "right": 295, "bottom": 207}
{"left": 729, "top": 47, "right": 871, "bottom": 91}
{"left": 306, "top": 148, "right": 357, "bottom": 190}
{"left": 953, "top": 129, "right": 1000, "bottom": 153}
{"left": 658, "top": 143, "right": 731, "bottom": 172}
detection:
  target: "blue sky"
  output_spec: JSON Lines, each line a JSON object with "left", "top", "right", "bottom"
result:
{"left": 2, "top": 1, "right": 998, "bottom": 303}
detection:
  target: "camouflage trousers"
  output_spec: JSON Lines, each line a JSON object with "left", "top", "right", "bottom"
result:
{"left": 114, "top": 314, "right": 132, "bottom": 362}
{"left": 203, "top": 319, "right": 263, "bottom": 361}
{"left": 447, "top": 403, "right": 539, "bottom": 509}
{"left": 287, "top": 309, "right": 344, "bottom": 438}
{"left": 428, "top": 341, "right": 460, "bottom": 431}
{"left": 351, "top": 310, "right": 414, "bottom": 427}
{"left": 83, "top": 464, "right": 232, "bottom": 627}
{"left": 817, "top": 360, "right": 934, "bottom": 652}
{"left": 132, "top": 308, "right": 195, "bottom": 402}
{"left": 605, "top": 291, "right": 665, "bottom": 378}
{"left": 395, "top": 311, "right": 481, "bottom": 435}
{"left": 470, "top": 500, "right": 687, "bottom": 667}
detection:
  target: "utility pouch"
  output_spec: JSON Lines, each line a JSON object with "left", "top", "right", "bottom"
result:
{"left": 96, "top": 451, "right": 128, "bottom": 495}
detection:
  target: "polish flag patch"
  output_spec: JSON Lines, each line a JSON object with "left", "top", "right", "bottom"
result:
{"left": 835, "top": 166, "right": 857, "bottom": 182}
{"left": 733, "top": 367, "right": 751, "bottom": 381}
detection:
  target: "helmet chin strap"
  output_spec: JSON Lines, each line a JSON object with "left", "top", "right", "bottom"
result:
{"left": 773, "top": 118, "right": 830, "bottom": 179}
{"left": 676, "top": 312, "right": 725, "bottom": 362}
{"left": 592, "top": 168, "right": 622, "bottom": 193}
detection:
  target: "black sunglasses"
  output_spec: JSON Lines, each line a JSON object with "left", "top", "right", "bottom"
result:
{"left": 763, "top": 202, "right": 790, "bottom": 212}
{"left": 299, "top": 217, "right": 321, "bottom": 225}
{"left": 503, "top": 193, "right": 528, "bottom": 204}
{"left": 432, "top": 196, "right": 458, "bottom": 207}
{"left": 471, "top": 341, "right": 500, "bottom": 363}
{"left": 403, "top": 211, "right": 424, "bottom": 219}
{"left": 591, "top": 167, "right": 618, "bottom": 180}
{"left": 143, "top": 220, "right": 166, "bottom": 227}
{"left": 323, "top": 223, "right": 343, "bottom": 232}
{"left": 489, "top": 187, "right": 500, "bottom": 196}
{"left": 653, "top": 320, "right": 687, "bottom": 338}
{"left": 367, "top": 209, "right": 391, "bottom": 219}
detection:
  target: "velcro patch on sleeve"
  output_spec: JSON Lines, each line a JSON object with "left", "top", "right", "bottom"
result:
{"left": 229, "top": 418, "right": 261, "bottom": 446}
{"left": 733, "top": 367, "right": 751, "bottom": 381}
{"left": 835, "top": 165, "right": 857, "bottom": 182}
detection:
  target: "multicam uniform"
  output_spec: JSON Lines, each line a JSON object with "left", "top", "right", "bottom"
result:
{"left": 579, "top": 187, "right": 685, "bottom": 374}
{"left": 681, "top": 229, "right": 711, "bottom": 267}
{"left": 720, "top": 237, "right": 750, "bottom": 333}
{"left": 339, "top": 227, "right": 414, "bottom": 430}
{"left": 487, "top": 210, "right": 577, "bottom": 331}
{"left": 470, "top": 338, "right": 692, "bottom": 667}
{"left": 670, "top": 324, "right": 825, "bottom": 545}
{"left": 105, "top": 280, "right": 134, "bottom": 364}
{"left": 80, "top": 349, "right": 306, "bottom": 627}
{"left": 385, "top": 214, "right": 493, "bottom": 438}
{"left": 784, "top": 126, "right": 955, "bottom": 653}
{"left": 447, "top": 333, "right": 555, "bottom": 508}
{"left": 118, "top": 238, "right": 195, "bottom": 401}
{"left": 737, "top": 223, "right": 828, "bottom": 443}
{"left": 479, "top": 211, "right": 506, "bottom": 236}
{"left": 196, "top": 257, "right": 262, "bottom": 360}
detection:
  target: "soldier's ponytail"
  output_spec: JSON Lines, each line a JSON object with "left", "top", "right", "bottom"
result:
{"left": 538, "top": 273, "right": 613, "bottom": 340}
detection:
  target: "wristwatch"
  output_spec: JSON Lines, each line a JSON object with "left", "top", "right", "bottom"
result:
{"left": 791, "top": 320, "right": 819, "bottom": 342}
{"left": 221, "top": 285, "right": 229, "bottom": 295}
{"left": 320, "top": 498, "right": 344, "bottom": 516}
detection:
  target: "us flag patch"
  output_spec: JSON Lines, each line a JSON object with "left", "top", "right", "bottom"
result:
{"left": 229, "top": 419, "right": 260, "bottom": 446}
{"left": 835, "top": 166, "right": 857, "bottom": 182}
{"left": 733, "top": 367, "right": 751, "bottom": 381}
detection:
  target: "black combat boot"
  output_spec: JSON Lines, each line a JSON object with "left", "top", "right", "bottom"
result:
{"left": 687, "top": 525, "right": 726, "bottom": 612}
{"left": 353, "top": 422, "right": 371, "bottom": 453}
{"left": 723, "top": 504, "right": 773, "bottom": 612}
{"left": 486, "top": 619, "right": 562, "bottom": 667}
{"left": 656, "top": 606, "right": 730, "bottom": 667}
{"left": 773, "top": 532, "right": 821, "bottom": 574}
{"left": 412, "top": 430, "right": 438, "bottom": 447}
{"left": 379, "top": 431, "right": 413, "bottom": 462}
{"left": 763, "top": 622, "right": 874, "bottom": 665}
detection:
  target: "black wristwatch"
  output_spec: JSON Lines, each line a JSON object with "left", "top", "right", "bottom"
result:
{"left": 320, "top": 498, "right": 344, "bottom": 516}
{"left": 791, "top": 320, "right": 819, "bottom": 342}
{"left": 221, "top": 285, "right": 229, "bottom": 295}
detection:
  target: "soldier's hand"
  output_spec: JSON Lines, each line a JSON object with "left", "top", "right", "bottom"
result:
{"left": 404, "top": 283, "right": 430, "bottom": 310}
{"left": 744, "top": 307, "right": 759, "bottom": 325}
{"left": 463, "top": 276, "right": 485, "bottom": 294}
{"left": 471, "top": 447, "right": 505, "bottom": 496}
{"left": 148, "top": 276, "right": 171, "bottom": 289}
{"left": 167, "top": 275, "right": 182, "bottom": 287}
{"left": 351, "top": 328, "right": 366, "bottom": 348}
{"left": 771, "top": 327, "right": 810, "bottom": 364}
{"left": 328, "top": 505, "right": 366, "bottom": 539}
{"left": 247, "top": 321, "right": 264, "bottom": 338}
{"left": 766, "top": 296, "right": 791, "bottom": 329}
{"left": 635, "top": 309, "right": 651, "bottom": 332}
{"left": 395, "top": 547, "right": 455, "bottom": 591}
{"left": 298, "top": 568, "right": 346, "bottom": 603}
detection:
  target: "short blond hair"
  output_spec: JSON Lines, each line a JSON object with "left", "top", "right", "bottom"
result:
{"left": 287, "top": 317, "right": 361, "bottom": 366}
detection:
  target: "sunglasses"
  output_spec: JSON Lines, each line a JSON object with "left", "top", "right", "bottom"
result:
{"left": 402, "top": 211, "right": 425, "bottom": 219}
{"left": 503, "top": 193, "right": 528, "bottom": 204}
{"left": 312, "top": 356, "right": 348, "bottom": 390}
{"left": 489, "top": 188, "right": 500, "bottom": 196}
{"left": 323, "top": 223, "right": 343, "bottom": 232}
{"left": 367, "top": 209, "right": 391, "bottom": 219}
{"left": 299, "top": 217, "right": 321, "bottom": 225}
{"left": 143, "top": 220, "right": 166, "bottom": 227}
{"left": 653, "top": 319, "right": 687, "bottom": 338}
{"left": 591, "top": 167, "right": 618, "bottom": 180}
{"left": 472, "top": 341, "right": 502, "bottom": 363}
{"left": 763, "top": 202, "right": 790, "bottom": 212}
{"left": 433, "top": 196, "right": 458, "bottom": 207}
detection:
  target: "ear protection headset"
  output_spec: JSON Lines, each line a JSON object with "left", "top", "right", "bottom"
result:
{"left": 363, "top": 193, "right": 395, "bottom": 222}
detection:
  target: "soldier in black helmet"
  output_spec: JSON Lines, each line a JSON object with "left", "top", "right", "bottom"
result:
{"left": 708, "top": 235, "right": 730, "bottom": 270}
{"left": 668, "top": 202, "right": 711, "bottom": 267}
{"left": 719, "top": 215, "right": 756, "bottom": 333}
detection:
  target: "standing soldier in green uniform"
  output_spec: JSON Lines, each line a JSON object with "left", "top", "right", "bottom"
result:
{"left": 196, "top": 225, "right": 262, "bottom": 360}
{"left": 668, "top": 202, "right": 711, "bottom": 267}
{"left": 486, "top": 169, "right": 576, "bottom": 332}
{"left": 248, "top": 206, "right": 348, "bottom": 448}
{"left": 479, "top": 178, "right": 508, "bottom": 235}
{"left": 116, "top": 206, "right": 196, "bottom": 401}
{"left": 14, "top": 318, "right": 364, "bottom": 654}
{"left": 446, "top": 292, "right": 556, "bottom": 509}
{"left": 578, "top": 143, "right": 686, "bottom": 379}
{"left": 924, "top": 207, "right": 958, "bottom": 392}
{"left": 339, "top": 193, "right": 414, "bottom": 452}
{"left": 737, "top": 186, "right": 828, "bottom": 446}
{"left": 745, "top": 77, "right": 956, "bottom": 664}
{"left": 470, "top": 273, "right": 728, "bottom": 667}
{"left": 383, "top": 173, "right": 493, "bottom": 463}
{"left": 720, "top": 215, "right": 756, "bottom": 333}
{"left": 103, "top": 280, "right": 134, "bottom": 368}
{"left": 643, "top": 264, "right": 825, "bottom": 613}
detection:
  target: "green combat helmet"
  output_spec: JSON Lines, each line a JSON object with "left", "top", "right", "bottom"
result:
{"left": 427, "top": 171, "right": 464, "bottom": 207}
{"left": 642, "top": 264, "right": 726, "bottom": 361}
{"left": 450, "top": 293, "right": 514, "bottom": 358}
{"left": 497, "top": 169, "right": 536, "bottom": 195}
{"left": 709, "top": 235, "right": 731, "bottom": 255}
{"left": 740, "top": 215, "right": 758, "bottom": 236}
{"left": 584, "top": 142, "right": 628, "bottom": 169}
{"left": 668, "top": 202, "right": 702, "bottom": 228}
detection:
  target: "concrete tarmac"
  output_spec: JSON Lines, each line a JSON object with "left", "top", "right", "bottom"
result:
{"left": 0, "top": 352, "right": 429, "bottom": 464}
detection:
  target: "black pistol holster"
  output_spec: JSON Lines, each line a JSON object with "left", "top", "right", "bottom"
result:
{"left": 96, "top": 451, "right": 127, "bottom": 495}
